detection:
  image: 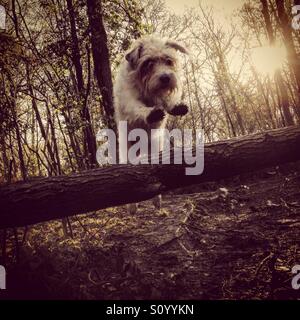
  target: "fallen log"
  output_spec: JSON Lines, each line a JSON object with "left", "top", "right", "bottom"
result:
{"left": 0, "top": 125, "right": 300, "bottom": 228}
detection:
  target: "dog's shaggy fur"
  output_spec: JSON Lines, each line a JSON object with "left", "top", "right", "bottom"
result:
{"left": 114, "top": 36, "right": 189, "bottom": 213}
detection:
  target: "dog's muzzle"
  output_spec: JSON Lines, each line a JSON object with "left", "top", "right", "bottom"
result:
{"left": 158, "top": 73, "right": 176, "bottom": 91}
{"left": 160, "top": 73, "right": 171, "bottom": 85}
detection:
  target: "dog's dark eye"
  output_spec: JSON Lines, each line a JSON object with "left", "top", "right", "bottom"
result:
{"left": 141, "top": 60, "right": 154, "bottom": 75}
{"left": 165, "top": 59, "right": 174, "bottom": 66}
{"left": 145, "top": 60, "right": 154, "bottom": 69}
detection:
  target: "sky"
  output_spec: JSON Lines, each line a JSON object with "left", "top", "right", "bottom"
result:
{"left": 164, "top": 0, "right": 247, "bottom": 15}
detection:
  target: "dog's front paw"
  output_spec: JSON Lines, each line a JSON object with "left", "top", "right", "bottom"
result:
{"left": 147, "top": 108, "right": 165, "bottom": 124}
{"left": 168, "top": 104, "right": 189, "bottom": 116}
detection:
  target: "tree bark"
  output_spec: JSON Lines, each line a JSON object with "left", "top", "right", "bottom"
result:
{"left": 260, "top": 0, "right": 275, "bottom": 44}
{"left": 26, "top": 64, "right": 58, "bottom": 175}
{"left": 260, "top": 0, "right": 294, "bottom": 126}
{"left": 275, "top": 0, "right": 300, "bottom": 118}
{"left": 86, "top": 0, "right": 115, "bottom": 130}
{"left": 275, "top": 71, "right": 294, "bottom": 126}
{"left": 67, "top": 0, "right": 97, "bottom": 166}
{"left": 0, "top": 125, "right": 300, "bottom": 229}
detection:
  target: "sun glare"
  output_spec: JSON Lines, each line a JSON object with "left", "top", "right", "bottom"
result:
{"left": 250, "top": 45, "right": 287, "bottom": 75}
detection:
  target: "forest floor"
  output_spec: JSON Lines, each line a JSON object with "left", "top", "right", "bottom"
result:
{"left": 1, "top": 161, "right": 300, "bottom": 300}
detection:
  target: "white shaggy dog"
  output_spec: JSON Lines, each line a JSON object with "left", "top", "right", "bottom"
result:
{"left": 114, "top": 36, "right": 189, "bottom": 213}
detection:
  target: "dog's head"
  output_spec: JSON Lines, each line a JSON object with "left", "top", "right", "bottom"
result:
{"left": 125, "top": 36, "right": 188, "bottom": 103}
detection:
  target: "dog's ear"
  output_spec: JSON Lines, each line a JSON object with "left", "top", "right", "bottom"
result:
{"left": 165, "top": 40, "right": 188, "bottom": 54}
{"left": 125, "top": 44, "right": 144, "bottom": 68}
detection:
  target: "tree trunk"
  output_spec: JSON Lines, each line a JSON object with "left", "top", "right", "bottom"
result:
{"left": 26, "top": 64, "right": 58, "bottom": 175}
{"left": 66, "top": 0, "right": 85, "bottom": 94}
{"left": 260, "top": 0, "right": 275, "bottom": 44}
{"left": 275, "top": 0, "right": 300, "bottom": 118}
{"left": 67, "top": 0, "right": 97, "bottom": 166}
{"left": 275, "top": 70, "right": 294, "bottom": 126}
{"left": 260, "top": 0, "right": 294, "bottom": 127}
{"left": 86, "top": 0, "right": 115, "bottom": 130}
{"left": 0, "top": 125, "right": 300, "bottom": 229}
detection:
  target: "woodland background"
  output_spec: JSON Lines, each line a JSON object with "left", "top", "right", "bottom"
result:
{"left": 0, "top": 0, "right": 300, "bottom": 180}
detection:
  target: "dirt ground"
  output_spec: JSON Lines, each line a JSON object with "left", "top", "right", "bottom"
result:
{"left": 1, "top": 161, "right": 300, "bottom": 300}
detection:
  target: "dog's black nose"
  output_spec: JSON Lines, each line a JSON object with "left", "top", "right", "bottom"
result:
{"left": 160, "top": 74, "right": 171, "bottom": 84}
